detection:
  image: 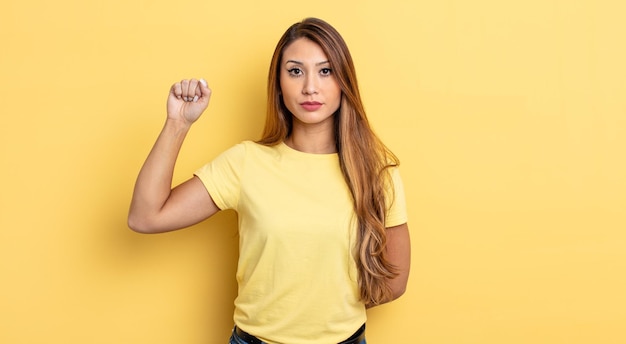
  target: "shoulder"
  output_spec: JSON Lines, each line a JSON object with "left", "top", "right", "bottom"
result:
{"left": 207, "top": 141, "right": 284, "bottom": 170}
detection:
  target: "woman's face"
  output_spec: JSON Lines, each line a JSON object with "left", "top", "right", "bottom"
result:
{"left": 279, "top": 38, "right": 341, "bottom": 130}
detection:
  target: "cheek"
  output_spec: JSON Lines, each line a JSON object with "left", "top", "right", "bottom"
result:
{"left": 329, "top": 79, "right": 341, "bottom": 98}
{"left": 279, "top": 77, "right": 296, "bottom": 101}
{"left": 330, "top": 85, "right": 342, "bottom": 104}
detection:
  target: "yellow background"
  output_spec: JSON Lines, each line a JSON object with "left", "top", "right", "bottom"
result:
{"left": 1, "top": 0, "right": 625, "bottom": 343}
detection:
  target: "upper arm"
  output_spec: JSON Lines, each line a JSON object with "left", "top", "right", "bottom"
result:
{"left": 130, "top": 176, "right": 220, "bottom": 233}
{"left": 386, "top": 222, "right": 411, "bottom": 299}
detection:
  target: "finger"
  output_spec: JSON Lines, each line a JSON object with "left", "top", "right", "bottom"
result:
{"left": 188, "top": 79, "right": 201, "bottom": 102}
{"left": 183, "top": 79, "right": 202, "bottom": 102}
{"left": 180, "top": 79, "right": 191, "bottom": 101}
{"left": 171, "top": 82, "right": 183, "bottom": 100}
{"left": 193, "top": 82, "right": 202, "bottom": 102}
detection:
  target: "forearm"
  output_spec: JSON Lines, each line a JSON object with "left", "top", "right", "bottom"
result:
{"left": 128, "top": 119, "right": 191, "bottom": 230}
{"left": 388, "top": 227, "right": 411, "bottom": 300}
{"left": 368, "top": 223, "right": 411, "bottom": 308}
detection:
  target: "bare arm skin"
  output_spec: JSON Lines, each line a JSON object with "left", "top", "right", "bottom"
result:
{"left": 128, "top": 79, "right": 220, "bottom": 233}
{"left": 386, "top": 223, "right": 411, "bottom": 301}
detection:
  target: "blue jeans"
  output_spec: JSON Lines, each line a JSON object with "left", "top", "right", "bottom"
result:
{"left": 228, "top": 327, "right": 367, "bottom": 344}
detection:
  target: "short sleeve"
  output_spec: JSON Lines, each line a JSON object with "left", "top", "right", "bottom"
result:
{"left": 385, "top": 167, "right": 408, "bottom": 227}
{"left": 194, "top": 142, "right": 247, "bottom": 211}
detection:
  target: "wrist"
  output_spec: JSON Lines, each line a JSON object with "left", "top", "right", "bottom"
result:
{"left": 164, "top": 117, "right": 193, "bottom": 133}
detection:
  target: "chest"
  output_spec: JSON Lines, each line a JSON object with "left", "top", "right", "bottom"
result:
{"left": 237, "top": 157, "right": 355, "bottom": 241}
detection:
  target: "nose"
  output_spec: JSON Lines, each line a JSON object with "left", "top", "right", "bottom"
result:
{"left": 302, "top": 75, "right": 318, "bottom": 95}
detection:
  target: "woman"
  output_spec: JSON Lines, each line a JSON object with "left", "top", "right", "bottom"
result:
{"left": 129, "top": 17, "right": 410, "bottom": 344}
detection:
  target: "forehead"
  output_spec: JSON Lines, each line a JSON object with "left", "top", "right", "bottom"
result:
{"left": 282, "top": 38, "right": 328, "bottom": 62}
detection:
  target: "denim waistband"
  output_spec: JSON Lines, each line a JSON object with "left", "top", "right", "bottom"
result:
{"left": 231, "top": 324, "right": 366, "bottom": 344}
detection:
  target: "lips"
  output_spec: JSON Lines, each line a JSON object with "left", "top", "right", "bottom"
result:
{"left": 300, "top": 101, "right": 322, "bottom": 111}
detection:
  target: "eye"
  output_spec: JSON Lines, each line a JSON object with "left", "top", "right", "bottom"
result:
{"left": 320, "top": 68, "right": 333, "bottom": 76}
{"left": 287, "top": 67, "right": 303, "bottom": 77}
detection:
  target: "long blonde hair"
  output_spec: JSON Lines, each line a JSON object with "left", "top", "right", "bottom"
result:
{"left": 258, "top": 17, "right": 399, "bottom": 306}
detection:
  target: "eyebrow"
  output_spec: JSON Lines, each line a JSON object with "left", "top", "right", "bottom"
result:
{"left": 285, "top": 60, "right": 330, "bottom": 66}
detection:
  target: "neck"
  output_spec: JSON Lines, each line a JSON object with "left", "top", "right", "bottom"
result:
{"left": 286, "top": 124, "right": 336, "bottom": 154}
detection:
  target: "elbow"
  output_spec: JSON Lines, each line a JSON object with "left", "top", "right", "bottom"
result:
{"left": 385, "top": 274, "right": 409, "bottom": 304}
{"left": 391, "top": 284, "right": 407, "bottom": 301}
{"left": 368, "top": 283, "right": 407, "bottom": 309}
{"left": 127, "top": 213, "right": 157, "bottom": 234}
{"left": 127, "top": 216, "right": 146, "bottom": 233}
